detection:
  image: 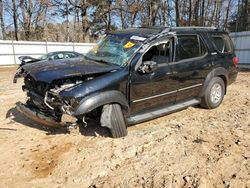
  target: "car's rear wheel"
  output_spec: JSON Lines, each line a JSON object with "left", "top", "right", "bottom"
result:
{"left": 201, "top": 77, "right": 225, "bottom": 109}
{"left": 100, "top": 104, "right": 128, "bottom": 138}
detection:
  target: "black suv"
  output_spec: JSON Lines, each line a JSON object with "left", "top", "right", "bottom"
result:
{"left": 14, "top": 27, "right": 238, "bottom": 138}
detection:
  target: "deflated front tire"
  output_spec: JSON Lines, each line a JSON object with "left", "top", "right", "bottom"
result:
{"left": 101, "top": 104, "right": 128, "bottom": 138}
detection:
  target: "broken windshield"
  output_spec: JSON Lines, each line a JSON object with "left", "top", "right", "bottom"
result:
{"left": 85, "top": 35, "right": 141, "bottom": 66}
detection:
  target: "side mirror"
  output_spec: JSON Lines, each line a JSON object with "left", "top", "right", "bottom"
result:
{"left": 48, "top": 57, "right": 53, "bottom": 61}
{"left": 138, "top": 61, "right": 158, "bottom": 74}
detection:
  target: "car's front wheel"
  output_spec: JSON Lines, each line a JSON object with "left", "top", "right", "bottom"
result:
{"left": 100, "top": 104, "right": 128, "bottom": 138}
{"left": 201, "top": 77, "right": 225, "bottom": 109}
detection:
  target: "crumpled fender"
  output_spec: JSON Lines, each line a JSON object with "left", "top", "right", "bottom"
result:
{"left": 73, "top": 90, "right": 129, "bottom": 116}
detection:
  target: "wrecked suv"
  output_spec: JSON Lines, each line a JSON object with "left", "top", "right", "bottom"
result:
{"left": 14, "top": 27, "right": 238, "bottom": 138}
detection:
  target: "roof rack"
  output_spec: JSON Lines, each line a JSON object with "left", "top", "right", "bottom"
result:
{"left": 138, "top": 26, "right": 167, "bottom": 30}
{"left": 138, "top": 26, "right": 227, "bottom": 34}
{"left": 138, "top": 26, "right": 218, "bottom": 30}
{"left": 137, "top": 26, "right": 230, "bottom": 33}
{"left": 171, "top": 26, "right": 217, "bottom": 30}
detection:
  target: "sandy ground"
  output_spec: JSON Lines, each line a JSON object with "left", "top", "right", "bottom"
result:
{"left": 0, "top": 67, "right": 249, "bottom": 188}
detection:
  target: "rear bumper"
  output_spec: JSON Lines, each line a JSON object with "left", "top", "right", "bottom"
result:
{"left": 16, "top": 102, "right": 77, "bottom": 127}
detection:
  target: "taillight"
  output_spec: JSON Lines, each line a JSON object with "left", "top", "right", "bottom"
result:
{"left": 232, "top": 57, "right": 239, "bottom": 66}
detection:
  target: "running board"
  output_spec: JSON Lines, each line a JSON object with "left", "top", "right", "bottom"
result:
{"left": 127, "top": 99, "right": 200, "bottom": 125}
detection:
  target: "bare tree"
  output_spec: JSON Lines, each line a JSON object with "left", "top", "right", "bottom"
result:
{"left": 65, "top": 0, "right": 69, "bottom": 42}
{"left": 200, "top": 0, "right": 205, "bottom": 26}
{"left": 20, "top": 0, "right": 33, "bottom": 40}
{"left": 0, "top": 0, "right": 246, "bottom": 41}
{"left": 12, "top": 0, "right": 18, "bottom": 40}
{"left": 0, "top": 0, "right": 6, "bottom": 39}
{"left": 73, "top": 0, "right": 80, "bottom": 42}
{"left": 224, "top": 0, "right": 232, "bottom": 28}
{"left": 175, "top": 0, "right": 180, "bottom": 26}
{"left": 194, "top": 0, "right": 200, "bottom": 25}
{"left": 188, "top": 0, "right": 192, "bottom": 25}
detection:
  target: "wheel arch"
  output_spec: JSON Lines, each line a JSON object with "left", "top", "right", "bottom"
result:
{"left": 199, "top": 67, "right": 229, "bottom": 97}
{"left": 73, "top": 90, "right": 130, "bottom": 116}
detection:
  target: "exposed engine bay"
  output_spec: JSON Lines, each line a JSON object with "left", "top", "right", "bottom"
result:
{"left": 18, "top": 71, "right": 96, "bottom": 126}
{"left": 32, "top": 76, "right": 88, "bottom": 113}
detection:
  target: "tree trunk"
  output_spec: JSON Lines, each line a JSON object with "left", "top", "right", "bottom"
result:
{"left": 118, "top": 0, "right": 125, "bottom": 28}
{"left": 162, "top": 0, "right": 167, "bottom": 26}
{"left": 66, "top": 0, "right": 69, "bottom": 42}
{"left": 210, "top": 1, "right": 218, "bottom": 26}
{"left": 150, "top": 0, "right": 160, "bottom": 26}
{"left": 204, "top": 0, "right": 211, "bottom": 26}
{"left": 0, "top": 0, "right": 6, "bottom": 40}
{"left": 12, "top": 0, "right": 18, "bottom": 40}
{"left": 175, "top": 0, "right": 180, "bottom": 26}
{"left": 200, "top": 0, "right": 205, "bottom": 26}
{"left": 81, "top": 0, "right": 89, "bottom": 42}
{"left": 243, "top": 0, "right": 249, "bottom": 31}
{"left": 20, "top": 0, "right": 27, "bottom": 40}
{"left": 188, "top": 0, "right": 192, "bottom": 26}
{"left": 224, "top": 0, "right": 232, "bottom": 28}
{"left": 194, "top": 0, "right": 200, "bottom": 26}
{"left": 73, "top": 0, "right": 80, "bottom": 42}
{"left": 27, "top": 0, "right": 33, "bottom": 40}
{"left": 181, "top": 0, "right": 187, "bottom": 25}
{"left": 20, "top": 0, "right": 33, "bottom": 40}
{"left": 215, "top": 0, "right": 222, "bottom": 27}
{"left": 131, "top": 11, "right": 138, "bottom": 27}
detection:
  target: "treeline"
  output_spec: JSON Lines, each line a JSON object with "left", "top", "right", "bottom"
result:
{"left": 0, "top": 0, "right": 249, "bottom": 42}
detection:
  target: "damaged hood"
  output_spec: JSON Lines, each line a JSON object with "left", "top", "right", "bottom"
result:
{"left": 21, "top": 58, "right": 120, "bottom": 83}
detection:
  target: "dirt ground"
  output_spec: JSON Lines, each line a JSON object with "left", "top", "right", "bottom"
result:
{"left": 0, "top": 67, "right": 249, "bottom": 188}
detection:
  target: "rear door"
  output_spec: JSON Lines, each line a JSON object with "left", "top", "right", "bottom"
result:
{"left": 170, "top": 34, "right": 212, "bottom": 102}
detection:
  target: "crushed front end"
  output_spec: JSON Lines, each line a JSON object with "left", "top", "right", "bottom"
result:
{"left": 13, "top": 56, "right": 118, "bottom": 131}
{"left": 15, "top": 72, "right": 80, "bottom": 128}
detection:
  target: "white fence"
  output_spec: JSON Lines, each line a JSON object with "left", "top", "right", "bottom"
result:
{"left": 0, "top": 40, "right": 95, "bottom": 65}
{"left": 230, "top": 31, "right": 250, "bottom": 65}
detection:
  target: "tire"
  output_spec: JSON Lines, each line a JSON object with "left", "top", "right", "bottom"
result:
{"left": 200, "top": 77, "right": 225, "bottom": 109}
{"left": 100, "top": 104, "right": 128, "bottom": 138}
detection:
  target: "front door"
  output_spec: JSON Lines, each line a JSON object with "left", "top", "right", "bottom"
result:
{"left": 130, "top": 38, "right": 177, "bottom": 114}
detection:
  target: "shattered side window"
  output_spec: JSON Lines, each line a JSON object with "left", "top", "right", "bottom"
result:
{"left": 142, "top": 41, "right": 171, "bottom": 64}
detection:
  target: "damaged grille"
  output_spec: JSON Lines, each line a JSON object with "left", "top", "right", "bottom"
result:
{"left": 23, "top": 75, "right": 58, "bottom": 116}
{"left": 44, "top": 91, "right": 65, "bottom": 111}
{"left": 24, "top": 75, "right": 49, "bottom": 96}
{"left": 23, "top": 74, "right": 78, "bottom": 117}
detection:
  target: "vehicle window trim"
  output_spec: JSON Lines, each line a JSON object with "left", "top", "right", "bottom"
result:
{"left": 172, "top": 34, "right": 208, "bottom": 64}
